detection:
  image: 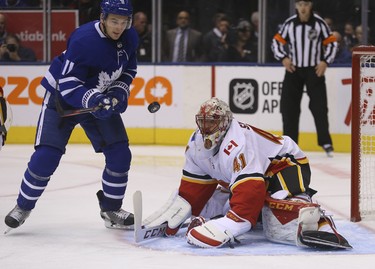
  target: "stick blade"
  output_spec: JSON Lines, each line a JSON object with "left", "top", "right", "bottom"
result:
{"left": 133, "top": 190, "right": 168, "bottom": 243}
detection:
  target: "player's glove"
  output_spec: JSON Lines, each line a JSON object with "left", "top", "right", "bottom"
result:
{"left": 86, "top": 92, "right": 113, "bottom": 119}
{"left": 107, "top": 81, "right": 130, "bottom": 114}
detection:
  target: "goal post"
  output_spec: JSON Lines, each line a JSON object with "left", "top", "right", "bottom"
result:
{"left": 351, "top": 46, "right": 375, "bottom": 222}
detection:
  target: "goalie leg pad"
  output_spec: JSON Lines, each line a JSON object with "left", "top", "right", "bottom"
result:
{"left": 143, "top": 190, "right": 192, "bottom": 236}
{"left": 262, "top": 193, "right": 320, "bottom": 245}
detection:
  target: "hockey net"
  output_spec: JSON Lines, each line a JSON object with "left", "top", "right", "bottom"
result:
{"left": 351, "top": 46, "right": 375, "bottom": 222}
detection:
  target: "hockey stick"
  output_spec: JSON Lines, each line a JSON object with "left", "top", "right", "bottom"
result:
{"left": 133, "top": 190, "right": 169, "bottom": 243}
{"left": 133, "top": 191, "right": 189, "bottom": 243}
{"left": 58, "top": 106, "right": 102, "bottom": 117}
{"left": 55, "top": 93, "right": 114, "bottom": 118}
{"left": 56, "top": 97, "right": 159, "bottom": 117}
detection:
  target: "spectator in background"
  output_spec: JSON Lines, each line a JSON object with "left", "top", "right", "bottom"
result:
{"left": 61, "top": 0, "right": 100, "bottom": 25}
{"left": 224, "top": 19, "right": 257, "bottom": 62}
{"left": 0, "top": 0, "right": 29, "bottom": 7}
{"left": 342, "top": 22, "right": 357, "bottom": 50}
{"left": 0, "top": 33, "right": 37, "bottom": 62}
{"left": 354, "top": 25, "right": 371, "bottom": 45}
{"left": 77, "top": 0, "right": 100, "bottom": 25}
{"left": 332, "top": 31, "right": 352, "bottom": 64}
{"left": 323, "top": 17, "right": 336, "bottom": 31}
{"left": 0, "top": 13, "right": 7, "bottom": 45}
{"left": 163, "top": 10, "right": 202, "bottom": 62}
{"left": 250, "top": 11, "right": 259, "bottom": 48}
{"left": 203, "top": 13, "right": 230, "bottom": 62}
{"left": 133, "top": 11, "right": 151, "bottom": 62}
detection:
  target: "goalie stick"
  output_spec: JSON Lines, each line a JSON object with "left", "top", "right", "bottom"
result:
{"left": 133, "top": 190, "right": 169, "bottom": 243}
{"left": 133, "top": 191, "right": 189, "bottom": 243}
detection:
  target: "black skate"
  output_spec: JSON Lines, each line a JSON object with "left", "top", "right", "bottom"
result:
{"left": 96, "top": 190, "right": 134, "bottom": 230}
{"left": 4, "top": 205, "right": 31, "bottom": 234}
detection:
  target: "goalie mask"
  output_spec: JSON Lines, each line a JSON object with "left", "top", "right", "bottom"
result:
{"left": 101, "top": 0, "right": 133, "bottom": 29}
{"left": 196, "top": 98, "right": 233, "bottom": 150}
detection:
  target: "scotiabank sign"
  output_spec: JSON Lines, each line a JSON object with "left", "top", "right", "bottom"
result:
{"left": 3, "top": 10, "right": 78, "bottom": 61}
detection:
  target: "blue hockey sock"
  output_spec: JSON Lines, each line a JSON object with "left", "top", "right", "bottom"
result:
{"left": 99, "top": 142, "right": 131, "bottom": 211}
{"left": 17, "top": 146, "right": 63, "bottom": 210}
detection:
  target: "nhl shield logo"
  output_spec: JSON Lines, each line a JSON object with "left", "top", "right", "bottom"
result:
{"left": 229, "top": 79, "right": 258, "bottom": 114}
{"left": 308, "top": 29, "right": 318, "bottom": 41}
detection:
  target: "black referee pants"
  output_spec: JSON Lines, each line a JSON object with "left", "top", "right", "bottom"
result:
{"left": 280, "top": 67, "right": 332, "bottom": 147}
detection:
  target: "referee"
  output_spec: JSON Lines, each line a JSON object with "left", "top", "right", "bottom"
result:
{"left": 271, "top": 0, "right": 338, "bottom": 157}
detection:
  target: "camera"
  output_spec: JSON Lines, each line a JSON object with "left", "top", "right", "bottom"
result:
{"left": 6, "top": 44, "right": 17, "bottom": 52}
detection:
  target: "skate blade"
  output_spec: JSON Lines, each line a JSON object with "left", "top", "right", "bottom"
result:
{"left": 104, "top": 220, "right": 134, "bottom": 230}
{"left": 4, "top": 227, "right": 13, "bottom": 234}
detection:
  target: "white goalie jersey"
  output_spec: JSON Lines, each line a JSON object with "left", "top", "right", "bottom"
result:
{"left": 0, "top": 87, "right": 12, "bottom": 149}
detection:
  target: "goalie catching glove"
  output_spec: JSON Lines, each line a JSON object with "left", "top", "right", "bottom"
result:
{"left": 143, "top": 190, "right": 192, "bottom": 236}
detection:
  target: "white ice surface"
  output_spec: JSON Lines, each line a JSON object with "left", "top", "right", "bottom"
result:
{"left": 1, "top": 144, "right": 375, "bottom": 269}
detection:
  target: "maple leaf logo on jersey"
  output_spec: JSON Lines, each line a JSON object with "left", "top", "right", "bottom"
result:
{"left": 224, "top": 140, "right": 238, "bottom": 155}
{"left": 97, "top": 67, "right": 123, "bottom": 92}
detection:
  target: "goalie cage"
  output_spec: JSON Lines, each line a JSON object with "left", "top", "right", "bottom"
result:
{"left": 351, "top": 46, "right": 375, "bottom": 222}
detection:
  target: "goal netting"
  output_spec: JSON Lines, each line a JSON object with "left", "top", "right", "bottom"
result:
{"left": 351, "top": 46, "right": 375, "bottom": 222}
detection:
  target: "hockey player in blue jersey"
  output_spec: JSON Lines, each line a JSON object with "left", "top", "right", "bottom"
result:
{"left": 4, "top": 0, "right": 138, "bottom": 233}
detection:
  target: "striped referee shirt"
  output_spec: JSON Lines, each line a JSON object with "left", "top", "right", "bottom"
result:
{"left": 272, "top": 13, "right": 338, "bottom": 67}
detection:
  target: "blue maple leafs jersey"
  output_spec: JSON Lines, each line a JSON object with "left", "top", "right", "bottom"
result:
{"left": 41, "top": 20, "right": 138, "bottom": 108}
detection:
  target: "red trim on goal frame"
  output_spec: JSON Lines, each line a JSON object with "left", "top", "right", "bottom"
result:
{"left": 351, "top": 45, "right": 375, "bottom": 222}
{"left": 351, "top": 47, "right": 362, "bottom": 222}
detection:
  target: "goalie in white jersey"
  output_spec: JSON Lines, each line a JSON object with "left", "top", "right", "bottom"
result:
{"left": 0, "top": 86, "right": 12, "bottom": 151}
{"left": 145, "top": 97, "right": 351, "bottom": 250}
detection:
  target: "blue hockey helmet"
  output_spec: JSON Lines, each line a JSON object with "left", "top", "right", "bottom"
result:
{"left": 101, "top": 0, "right": 133, "bottom": 28}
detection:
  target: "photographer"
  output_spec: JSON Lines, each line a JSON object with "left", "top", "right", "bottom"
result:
{"left": 0, "top": 33, "right": 36, "bottom": 62}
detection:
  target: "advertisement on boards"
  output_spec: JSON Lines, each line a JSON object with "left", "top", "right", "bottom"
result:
{"left": 215, "top": 66, "right": 353, "bottom": 134}
{"left": 2, "top": 10, "right": 78, "bottom": 61}
{"left": 0, "top": 65, "right": 211, "bottom": 129}
{"left": 0, "top": 64, "right": 354, "bottom": 134}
